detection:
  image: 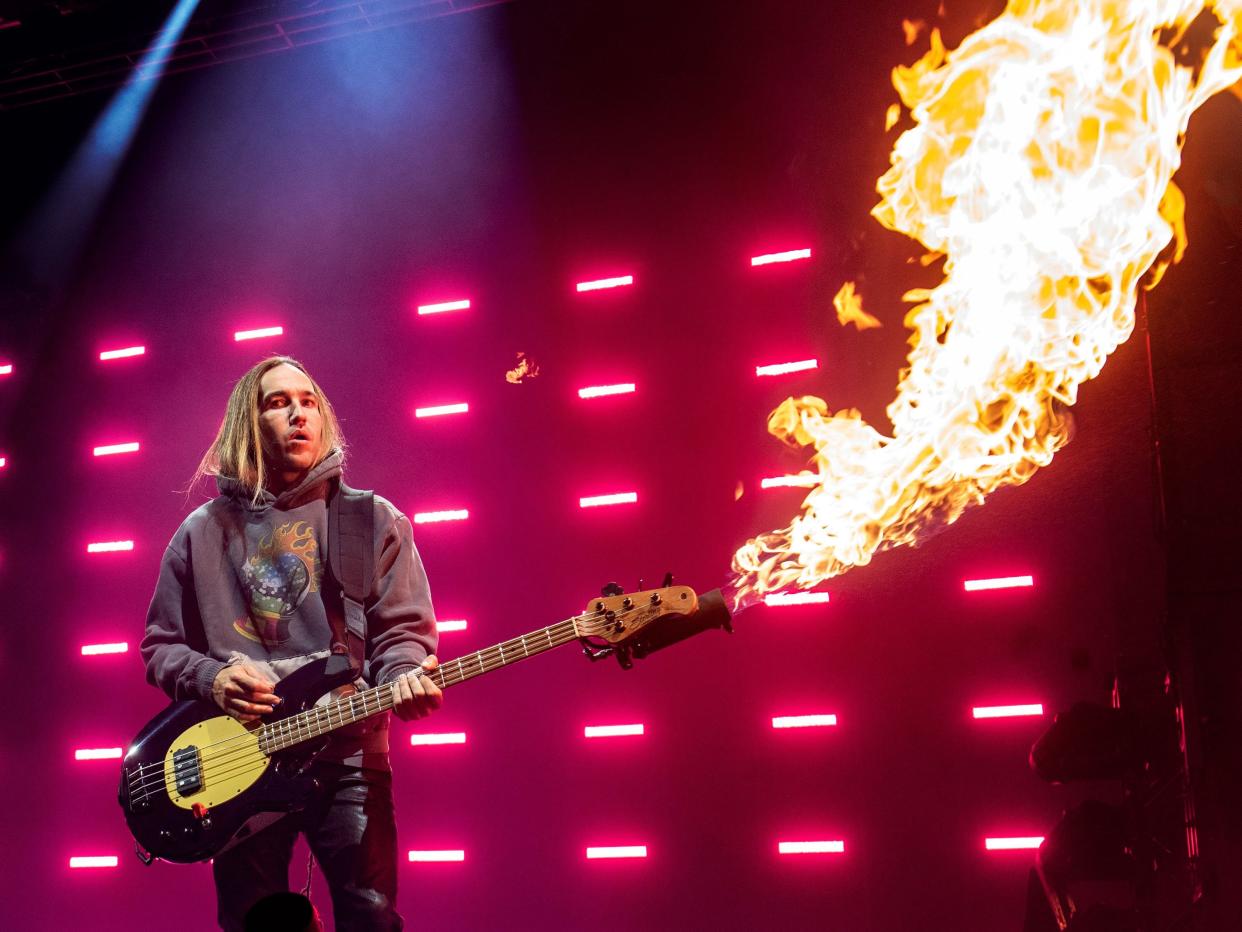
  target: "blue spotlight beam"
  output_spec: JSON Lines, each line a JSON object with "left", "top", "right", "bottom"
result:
{"left": 15, "top": 0, "right": 203, "bottom": 286}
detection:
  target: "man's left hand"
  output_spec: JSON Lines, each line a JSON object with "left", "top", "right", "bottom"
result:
{"left": 390, "top": 656, "right": 443, "bottom": 721}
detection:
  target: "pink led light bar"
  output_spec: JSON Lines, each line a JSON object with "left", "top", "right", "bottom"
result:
{"left": 578, "top": 383, "right": 636, "bottom": 399}
{"left": 0, "top": 363, "right": 12, "bottom": 376}
{"left": 0, "top": 456, "right": 6, "bottom": 469}
{"left": 410, "top": 732, "right": 466, "bottom": 746}
{"left": 764, "top": 592, "right": 830, "bottom": 607}
{"left": 87, "top": 540, "right": 134, "bottom": 553}
{"left": 413, "top": 509, "right": 469, "bottom": 525}
{"left": 408, "top": 850, "right": 465, "bottom": 862}
{"left": 772, "top": 714, "right": 837, "bottom": 729}
{"left": 415, "top": 403, "right": 469, "bottom": 419}
{"left": 985, "top": 836, "right": 1044, "bottom": 851}
{"left": 436, "top": 620, "right": 467, "bottom": 633}
{"left": 74, "top": 747, "right": 123, "bottom": 761}
{"left": 579, "top": 492, "right": 637, "bottom": 508}
{"left": 751, "top": 248, "right": 812, "bottom": 266}
{"left": 586, "top": 846, "right": 647, "bottom": 859}
{"left": 93, "top": 441, "right": 140, "bottom": 457}
{"left": 964, "top": 575, "right": 1034, "bottom": 592}
{"left": 233, "top": 326, "right": 283, "bottom": 342}
{"left": 81, "top": 642, "right": 129, "bottom": 656}
{"left": 755, "top": 359, "right": 818, "bottom": 377}
{"left": 576, "top": 275, "right": 633, "bottom": 292}
{"left": 417, "top": 299, "right": 470, "bottom": 315}
{"left": 760, "top": 474, "right": 817, "bottom": 489}
{"left": 99, "top": 345, "right": 145, "bottom": 361}
{"left": 584, "top": 724, "right": 644, "bottom": 738}
{"left": 69, "top": 856, "right": 118, "bottom": 869}
{"left": 972, "top": 704, "right": 1044, "bottom": 719}
{"left": 778, "top": 840, "right": 845, "bottom": 855}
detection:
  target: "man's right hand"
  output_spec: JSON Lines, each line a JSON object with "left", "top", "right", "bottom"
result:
{"left": 212, "top": 663, "right": 280, "bottom": 722}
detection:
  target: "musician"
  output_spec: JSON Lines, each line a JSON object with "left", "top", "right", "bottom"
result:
{"left": 141, "top": 355, "right": 442, "bottom": 931}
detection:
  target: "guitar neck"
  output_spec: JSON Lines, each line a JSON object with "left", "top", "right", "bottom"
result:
{"left": 259, "top": 614, "right": 584, "bottom": 754}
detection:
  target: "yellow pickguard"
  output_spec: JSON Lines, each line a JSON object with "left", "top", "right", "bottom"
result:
{"left": 165, "top": 716, "right": 270, "bottom": 810}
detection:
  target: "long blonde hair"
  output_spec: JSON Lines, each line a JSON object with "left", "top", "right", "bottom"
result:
{"left": 192, "top": 356, "right": 346, "bottom": 501}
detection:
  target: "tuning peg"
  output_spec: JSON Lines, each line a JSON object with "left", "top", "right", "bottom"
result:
{"left": 601, "top": 581, "right": 623, "bottom": 597}
{"left": 661, "top": 572, "right": 674, "bottom": 588}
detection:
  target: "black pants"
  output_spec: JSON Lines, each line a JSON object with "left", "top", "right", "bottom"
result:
{"left": 213, "top": 762, "right": 402, "bottom": 931}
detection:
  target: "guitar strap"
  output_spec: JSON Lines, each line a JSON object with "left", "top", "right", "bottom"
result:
{"left": 326, "top": 479, "right": 374, "bottom": 676}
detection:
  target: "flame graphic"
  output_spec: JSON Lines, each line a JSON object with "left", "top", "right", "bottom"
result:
{"left": 731, "top": 0, "right": 1241, "bottom": 609}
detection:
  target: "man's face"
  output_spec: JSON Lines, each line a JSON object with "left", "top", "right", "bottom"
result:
{"left": 258, "top": 363, "right": 324, "bottom": 483}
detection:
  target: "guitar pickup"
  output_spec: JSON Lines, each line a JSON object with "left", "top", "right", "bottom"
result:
{"left": 171, "top": 745, "right": 203, "bottom": 795}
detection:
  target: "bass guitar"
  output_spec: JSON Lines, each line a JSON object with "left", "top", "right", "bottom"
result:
{"left": 119, "top": 582, "right": 731, "bottom": 864}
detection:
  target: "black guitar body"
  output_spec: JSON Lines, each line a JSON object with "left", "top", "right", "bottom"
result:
{"left": 118, "top": 654, "right": 357, "bottom": 864}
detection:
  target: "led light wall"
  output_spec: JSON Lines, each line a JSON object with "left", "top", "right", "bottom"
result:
{"left": 0, "top": 1, "right": 1177, "bottom": 929}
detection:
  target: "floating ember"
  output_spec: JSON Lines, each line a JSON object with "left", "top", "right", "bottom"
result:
{"left": 833, "top": 281, "right": 883, "bottom": 330}
{"left": 505, "top": 352, "right": 541, "bottom": 384}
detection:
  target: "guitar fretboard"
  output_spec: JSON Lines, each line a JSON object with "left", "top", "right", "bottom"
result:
{"left": 258, "top": 617, "right": 584, "bottom": 755}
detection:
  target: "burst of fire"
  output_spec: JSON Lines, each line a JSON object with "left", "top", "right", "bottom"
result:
{"left": 731, "top": 0, "right": 1242, "bottom": 610}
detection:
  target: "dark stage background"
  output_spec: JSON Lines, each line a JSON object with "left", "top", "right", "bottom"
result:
{"left": 1, "top": 1, "right": 1239, "bottom": 929}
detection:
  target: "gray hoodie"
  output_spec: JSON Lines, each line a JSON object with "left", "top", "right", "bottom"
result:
{"left": 140, "top": 451, "right": 438, "bottom": 769}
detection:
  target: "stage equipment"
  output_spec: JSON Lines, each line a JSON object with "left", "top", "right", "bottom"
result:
{"left": 1025, "top": 666, "right": 1199, "bottom": 931}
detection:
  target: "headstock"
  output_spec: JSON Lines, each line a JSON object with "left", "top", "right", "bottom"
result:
{"left": 575, "top": 580, "right": 733, "bottom": 670}
{"left": 576, "top": 585, "right": 699, "bottom": 645}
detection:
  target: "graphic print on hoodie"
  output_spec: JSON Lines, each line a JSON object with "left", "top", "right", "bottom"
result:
{"left": 236, "top": 519, "right": 323, "bottom": 645}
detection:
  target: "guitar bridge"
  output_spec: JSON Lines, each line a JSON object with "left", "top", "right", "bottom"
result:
{"left": 172, "top": 745, "right": 203, "bottom": 795}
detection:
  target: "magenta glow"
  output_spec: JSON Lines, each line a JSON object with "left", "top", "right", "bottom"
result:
{"left": 586, "top": 845, "right": 647, "bottom": 859}
{"left": 764, "top": 591, "right": 830, "bottom": 607}
{"left": 751, "top": 248, "right": 811, "bottom": 266}
{"left": 755, "top": 359, "right": 818, "bottom": 377}
{"left": 409, "top": 732, "right": 466, "bottom": 746}
{"left": 771, "top": 714, "right": 837, "bottom": 729}
{"left": 584, "top": 724, "right": 644, "bottom": 738}
{"left": 69, "top": 856, "right": 118, "bottom": 869}
{"left": 579, "top": 492, "right": 637, "bottom": 508}
{"left": 575, "top": 275, "right": 633, "bottom": 292}
{"left": 233, "top": 326, "right": 283, "bottom": 342}
{"left": 984, "top": 836, "right": 1044, "bottom": 850}
{"left": 407, "top": 850, "right": 465, "bottom": 862}
{"left": 417, "top": 299, "right": 470, "bottom": 315}
{"left": 99, "top": 345, "right": 145, "bottom": 361}
{"left": 777, "top": 840, "right": 844, "bottom": 854}
{"left": 963, "top": 575, "right": 1034, "bottom": 592}
{"left": 81, "top": 642, "right": 129, "bottom": 656}
{"left": 74, "top": 747, "right": 123, "bottom": 761}
{"left": 436, "top": 620, "right": 467, "bottom": 633}
{"left": 93, "top": 441, "right": 140, "bottom": 457}
{"left": 415, "top": 403, "right": 469, "bottom": 419}
{"left": 413, "top": 509, "right": 469, "bottom": 525}
{"left": 578, "top": 383, "right": 636, "bottom": 399}
{"left": 86, "top": 540, "right": 134, "bottom": 553}
{"left": 972, "top": 704, "right": 1044, "bottom": 719}
{"left": 760, "top": 474, "right": 818, "bottom": 489}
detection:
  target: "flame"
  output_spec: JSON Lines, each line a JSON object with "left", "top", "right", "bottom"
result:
{"left": 903, "top": 18, "right": 928, "bottom": 46}
{"left": 731, "top": 0, "right": 1242, "bottom": 610}
{"left": 833, "top": 281, "right": 884, "bottom": 330}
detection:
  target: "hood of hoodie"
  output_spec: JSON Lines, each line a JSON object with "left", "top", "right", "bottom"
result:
{"left": 217, "top": 449, "right": 343, "bottom": 513}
